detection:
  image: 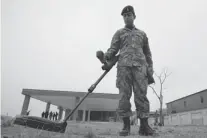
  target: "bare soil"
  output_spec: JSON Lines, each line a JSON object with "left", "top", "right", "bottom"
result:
{"left": 1, "top": 121, "right": 207, "bottom": 138}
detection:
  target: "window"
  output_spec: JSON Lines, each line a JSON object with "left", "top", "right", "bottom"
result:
{"left": 171, "top": 110, "right": 176, "bottom": 114}
{"left": 184, "top": 101, "right": 187, "bottom": 107}
{"left": 200, "top": 96, "right": 204, "bottom": 103}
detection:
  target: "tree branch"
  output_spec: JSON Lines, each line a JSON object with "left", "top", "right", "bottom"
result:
{"left": 152, "top": 67, "right": 171, "bottom": 126}
{"left": 161, "top": 68, "right": 172, "bottom": 84}
{"left": 149, "top": 85, "right": 160, "bottom": 101}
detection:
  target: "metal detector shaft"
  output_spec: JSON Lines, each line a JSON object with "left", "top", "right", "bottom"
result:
{"left": 63, "top": 70, "right": 109, "bottom": 122}
{"left": 12, "top": 53, "right": 118, "bottom": 133}
{"left": 12, "top": 70, "right": 110, "bottom": 134}
{"left": 13, "top": 70, "right": 110, "bottom": 134}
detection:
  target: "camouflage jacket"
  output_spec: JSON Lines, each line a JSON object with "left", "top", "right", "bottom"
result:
{"left": 106, "top": 26, "right": 153, "bottom": 68}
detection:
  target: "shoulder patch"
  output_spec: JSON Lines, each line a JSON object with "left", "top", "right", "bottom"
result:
{"left": 135, "top": 28, "right": 146, "bottom": 36}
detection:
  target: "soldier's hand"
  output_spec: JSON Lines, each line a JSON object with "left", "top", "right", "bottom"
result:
{"left": 104, "top": 53, "right": 111, "bottom": 61}
{"left": 147, "top": 66, "right": 154, "bottom": 77}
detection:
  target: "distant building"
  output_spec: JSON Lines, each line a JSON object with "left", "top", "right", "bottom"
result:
{"left": 148, "top": 109, "right": 167, "bottom": 117}
{"left": 165, "top": 89, "right": 207, "bottom": 126}
{"left": 20, "top": 89, "right": 120, "bottom": 122}
{"left": 166, "top": 89, "right": 207, "bottom": 114}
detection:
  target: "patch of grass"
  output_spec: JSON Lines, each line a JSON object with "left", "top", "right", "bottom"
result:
{"left": 84, "top": 130, "right": 111, "bottom": 138}
{"left": 84, "top": 129, "right": 105, "bottom": 138}
{"left": 84, "top": 129, "right": 96, "bottom": 138}
{"left": 65, "top": 131, "right": 73, "bottom": 138}
{"left": 1, "top": 118, "right": 14, "bottom": 127}
{"left": 98, "top": 128, "right": 112, "bottom": 135}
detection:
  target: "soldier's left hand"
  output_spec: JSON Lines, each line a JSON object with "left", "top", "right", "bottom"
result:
{"left": 147, "top": 66, "right": 154, "bottom": 77}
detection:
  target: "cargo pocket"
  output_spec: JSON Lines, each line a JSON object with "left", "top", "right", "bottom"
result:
{"left": 116, "top": 67, "right": 123, "bottom": 88}
{"left": 116, "top": 67, "right": 131, "bottom": 88}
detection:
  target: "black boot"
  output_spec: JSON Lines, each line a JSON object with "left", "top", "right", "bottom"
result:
{"left": 143, "top": 118, "right": 155, "bottom": 133}
{"left": 138, "top": 118, "right": 145, "bottom": 135}
{"left": 119, "top": 117, "right": 130, "bottom": 136}
{"left": 139, "top": 118, "right": 154, "bottom": 136}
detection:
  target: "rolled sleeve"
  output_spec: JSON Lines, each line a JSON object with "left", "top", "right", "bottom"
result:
{"left": 105, "top": 30, "right": 121, "bottom": 59}
{"left": 143, "top": 34, "right": 153, "bottom": 67}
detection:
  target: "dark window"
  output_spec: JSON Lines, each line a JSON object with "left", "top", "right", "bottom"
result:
{"left": 184, "top": 101, "right": 187, "bottom": 107}
{"left": 200, "top": 96, "right": 204, "bottom": 103}
{"left": 171, "top": 110, "right": 176, "bottom": 114}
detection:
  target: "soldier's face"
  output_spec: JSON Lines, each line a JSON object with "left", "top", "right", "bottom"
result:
{"left": 123, "top": 12, "right": 135, "bottom": 26}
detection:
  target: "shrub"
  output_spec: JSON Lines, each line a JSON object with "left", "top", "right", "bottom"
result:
{"left": 1, "top": 119, "right": 14, "bottom": 127}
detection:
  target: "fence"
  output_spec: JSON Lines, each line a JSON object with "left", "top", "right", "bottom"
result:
{"left": 164, "top": 108, "right": 207, "bottom": 126}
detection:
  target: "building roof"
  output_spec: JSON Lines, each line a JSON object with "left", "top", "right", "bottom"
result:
{"left": 22, "top": 88, "right": 120, "bottom": 110}
{"left": 166, "top": 89, "right": 207, "bottom": 104}
{"left": 22, "top": 88, "right": 120, "bottom": 99}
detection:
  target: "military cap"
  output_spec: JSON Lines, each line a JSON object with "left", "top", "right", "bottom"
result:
{"left": 121, "top": 5, "right": 136, "bottom": 16}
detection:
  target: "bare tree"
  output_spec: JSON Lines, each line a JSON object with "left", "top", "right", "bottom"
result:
{"left": 149, "top": 67, "right": 171, "bottom": 126}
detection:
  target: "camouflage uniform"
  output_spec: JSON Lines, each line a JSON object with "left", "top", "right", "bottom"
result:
{"left": 105, "top": 26, "right": 153, "bottom": 119}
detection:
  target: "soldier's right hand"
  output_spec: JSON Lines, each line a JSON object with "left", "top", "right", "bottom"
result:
{"left": 104, "top": 53, "right": 111, "bottom": 61}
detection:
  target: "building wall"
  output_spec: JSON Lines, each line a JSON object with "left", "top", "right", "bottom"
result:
{"left": 164, "top": 108, "right": 207, "bottom": 126}
{"left": 166, "top": 90, "right": 207, "bottom": 114}
{"left": 90, "top": 111, "right": 117, "bottom": 122}
{"left": 85, "top": 98, "right": 119, "bottom": 111}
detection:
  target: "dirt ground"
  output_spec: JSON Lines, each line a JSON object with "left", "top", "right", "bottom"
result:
{"left": 1, "top": 121, "right": 207, "bottom": 138}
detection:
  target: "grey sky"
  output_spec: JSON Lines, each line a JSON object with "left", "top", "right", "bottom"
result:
{"left": 2, "top": 0, "right": 207, "bottom": 117}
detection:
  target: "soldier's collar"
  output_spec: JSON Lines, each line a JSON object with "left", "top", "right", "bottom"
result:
{"left": 124, "top": 25, "right": 137, "bottom": 31}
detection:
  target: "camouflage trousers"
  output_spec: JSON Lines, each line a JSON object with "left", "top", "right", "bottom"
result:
{"left": 116, "top": 66, "right": 150, "bottom": 119}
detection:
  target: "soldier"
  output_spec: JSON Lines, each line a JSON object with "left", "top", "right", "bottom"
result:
{"left": 45, "top": 111, "right": 49, "bottom": 119}
{"left": 41, "top": 111, "right": 45, "bottom": 118}
{"left": 104, "top": 5, "right": 155, "bottom": 136}
{"left": 53, "top": 112, "right": 56, "bottom": 120}
{"left": 55, "top": 112, "right": 58, "bottom": 121}
{"left": 49, "top": 111, "right": 53, "bottom": 120}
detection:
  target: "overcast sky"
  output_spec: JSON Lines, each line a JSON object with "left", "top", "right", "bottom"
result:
{"left": 1, "top": 0, "right": 207, "bottom": 117}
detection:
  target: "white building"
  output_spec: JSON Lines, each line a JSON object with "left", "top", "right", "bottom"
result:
{"left": 164, "top": 89, "right": 207, "bottom": 126}
{"left": 21, "top": 88, "right": 120, "bottom": 122}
